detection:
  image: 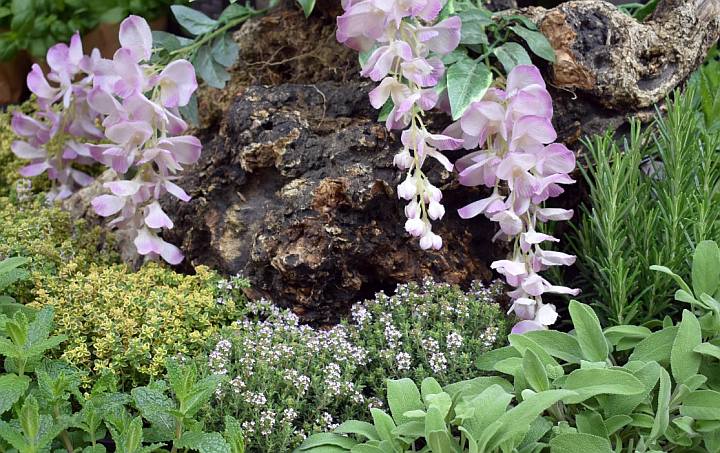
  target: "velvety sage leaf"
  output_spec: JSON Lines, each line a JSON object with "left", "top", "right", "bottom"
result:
{"left": 603, "top": 325, "right": 652, "bottom": 346}
{"left": 427, "top": 429, "right": 458, "bottom": 453}
{"left": 575, "top": 411, "right": 608, "bottom": 439}
{"left": 392, "top": 421, "right": 424, "bottom": 439}
{"left": 569, "top": 301, "right": 608, "bottom": 362}
{"left": 476, "top": 346, "right": 521, "bottom": 371}
{"left": 628, "top": 326, "right": 678, "bottom": 364}
{"left": 493, "top": 42, "right": 532, "bottom": 74}
{"left": 455, "top": 384, "right": 513, "bottom": 441}
{"left": 297, "top": 0, "right": 316, "bottom": 17}
{"left": 562, "top": 369, "right": 644, "bottom": 404}
{"left": 523, "top": 349, "right": 549, "bottom": 392}
{"left": 650, "top": 265, "right": 693, "bottom": 294}
{"left": 177, "top": 432, "right": 231, "bottom": 453}
{"left": 679, "top": 390, "right": 720, "bottom": 420}
{"left": 350, "top": 444, "right": 385, "bottom": 453}
{"left": 447, "top": 55, "right": 492, "bottom": 120}
{"left": 370, "top": 409, "right": 396, "bottom": 444}
{"left": 671, "top": 310, "right": 702, "bottom": 384}
{"left": 424, "top": 392, "right": 452, "bottom": 419}
{"left": 483, "top": 390, "right": 575, "bottom": 450}
{"left": 420, "top": 377, "right": 443, "bottom": 402}
{"left": 335, "top": 421, "right": 379, "bottom": 441}
{"left": 599, "top": 361, "right": 660, "bottom": 417}
{"left": 386, "top": 378, "right": 423, "bottom": 426}
{"left": 0, "top": 374, "right": 29, "bottom": 415}
{"left": 297, "top": 432, "right": 358, "bottom": 450}
{"left": 524, "top": 330, "right": 583, "bottom": 363}
{"left": 604, "top": 415, "right": 632, "bottom": 435}
{"left": 549, "top": 433, "right": 613, "bottom": 453}
{"left": 171, "top": 5, "right": 218, "bottom": 36}
{"left": 692, "top": 240, "right": 720, "bottom": 297}
{"left": 459, "top": 9, "right": 492, "bottom": 45}
{"left": 510, "top": 25, "right": 555, "bottom": 62}
{"left": 443, "top": 376, "right": 513, "bottom": 400}
{"left": 509, "top": 334, "right": 558, "bottom": 367}
{"left": 211, "top": 34, "right": 239, "bottom": 68}
{"left": 694, "top": 342, "right": 720, "bottom": 360}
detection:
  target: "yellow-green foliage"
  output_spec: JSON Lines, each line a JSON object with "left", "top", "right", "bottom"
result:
{"left": 31, "top": 262, "right": 244, "bottom": 387}
{"left": 0, "top": 197, "right": 116, "bottom": 300}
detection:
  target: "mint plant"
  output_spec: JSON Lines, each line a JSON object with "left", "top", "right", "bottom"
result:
{"left": 0, "top": 306, "right": 246, "bottom": 453}
{"left": 337, "top": 1, "right": 576, "bottom": 332}
{"left": 0, "top": 256, "right": 29, "bottom": 314}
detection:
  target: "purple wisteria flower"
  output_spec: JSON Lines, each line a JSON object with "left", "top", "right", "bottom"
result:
{"left": 11, "top": 15, "right": 200, "bottom": 264}
{"left": 449, "top": 64, "right": 578, "bottom": 333}
{"left": 338, "top": 0, "right": 462, "bottom": 249}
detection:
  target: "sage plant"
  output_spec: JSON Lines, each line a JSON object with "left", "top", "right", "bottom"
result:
{"left": 338, "top": 2, "right": 578, "bottom": 331}
{"left": 337, "top": 0, "right": 462, "bottom": 250}
{"left": 11, "top": 16, "right": 200, "bottom": 264}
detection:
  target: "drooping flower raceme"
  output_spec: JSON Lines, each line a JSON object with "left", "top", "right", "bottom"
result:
{"left": 337, "top": 0, "right": 462, "bottom": 250}
{"left": 450, "top": 65, "right": 579, "bottom": 333}
{"left": 11, "top": 16, "right": 200, "bottom": 264}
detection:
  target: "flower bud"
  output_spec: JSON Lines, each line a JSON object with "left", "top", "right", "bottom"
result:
{"left": 404, "top": 200, "right": 419, "bottom": 219}
{"left": 427, "top": 200, "right": 445, "bottom": 220}
{"left": 405, "top": 217, "right": 426, "bottom": 237}
{"left": 419, "top": 231, "right": 442, "bottom": 250}
{"left": 393, "top": 150, "right": 414, "bottom": 170}
{"left": 397, "top": 175, "right": 417, "bottom": 200}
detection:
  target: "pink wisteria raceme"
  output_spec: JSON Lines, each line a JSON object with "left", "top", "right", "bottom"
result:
{"left": 449, "top": 65, "right": 578, "bottom": 333}
{"left": 337, "top": 0, "right": 462, "bottom": 250}
{"left": 11, "top": 15, "right": 200, "bottom": 264}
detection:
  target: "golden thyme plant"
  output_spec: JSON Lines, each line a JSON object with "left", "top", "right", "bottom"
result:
{"left": 30, "top": 262, "right": 246, "bottom": 387}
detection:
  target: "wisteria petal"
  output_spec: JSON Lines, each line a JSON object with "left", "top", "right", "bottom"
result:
{"left": 158, "top": 60, "right": 198, "bottom": 108}
{"left": 507, "top": 65, "right": 546, "bottom": 94}
{"left": 27, "top": 64, "right": 57, "bottom": 99}
{"left": 536, "top": 208, "right": 574, "bottom": 222}
{"left": 511, "top": 320, "right": 545, "bottom": 334}
{"left": 165, "top": 180, "right": 191, "bottom": 202}
{"left": 457, "top": 193, "right": 503, "bottom": 219}
{"left": 536, "top": 304, "right": 559, "bottom": 325}
{"left": 145, "top": 201, "right": 174, "bottom": 229}
{"left": 134, "top": 227, "right": 164, "bottom": 255}
{"left": 160, "top": 240, "right": 184, "bottom": 265}
{"left": 11, "top": 141, "right": 46, "bottom": 159}
{"left": 417, "top": 16, "right": 461, "bottom": 54}
{"left": 104, "top": 180, "right": 142, "bottom": 197}
{"left": 92, "top": 194, "right": 125, "bottom": 217}
{"left": 19, "top": 161, "right": 50, "bottom": 177}
{"left": 119, "top": 15, "right": 153, "bottom": 62}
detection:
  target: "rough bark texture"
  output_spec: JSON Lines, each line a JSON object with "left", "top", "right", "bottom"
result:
{"left": 163, "top": 82, "right": 501, "bottom": 322}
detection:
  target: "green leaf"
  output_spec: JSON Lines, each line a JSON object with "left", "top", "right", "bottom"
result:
{"left": 296, "top": 0, "right": 316, "bottom": 17}
{"left": 370, "top": 409, "right": 396, "bottom": 445}
{"left": 603, "top": 325, "right": 652, "bottom": 347}
{"left": 446, "top": 55, "right": 492, "bottom": 120}
{"left": 510, "top": 25, "right": 555, "bottom": 62}
{"left": 219, "top": 4, "right": 251, "bottom": 23}
{"left": 459, "top": 9, "right": 492, "bottom": 45}
{"left": 171, "top": 5, "right": 218, "bottom": 36}
{"left": 628, "top": 326, "right": 678, "bottom": 364}
{"left": 692, "top": 240, "right": 720, "bottom": 297}
{"left": 562, "top": 368, "right": 644, "bottom": 404}
{"left": 0, "top": 374, "right": 29, "bottom": 414}
{"left": 493, "top": 42, "right": 532, "bottom": 74}
{"left": 549, "top": 433, "right": 613, "bottom": 453}
{"left": 19, "top": 395, "right": 39, "bottom": 440}
{"left": 130, "top": 386, "right": 175, "bottom": 433}
{"left": 211, "top": 34, "right": 239, "bottom": 68}
{"left": 523, "top": 349, "right": 549, "bottom": 392}
{"left": 177, "top": 432, "right": 231, "bottom": 453}
{"left": 298, "top": 433, "right": 357, "bottom": 451}
{"left": 180, "top": 93, "right": 200, "bottom": 126}
{"left": 569, "top": 301, "right": 608, "bottom": 362}
{"left": 575, "top": 411, "right": 608, "bottom": 439}
{"left": 680, "top": 390, "right": 720, "bottom": 420}
{"left": 193, "top": 45, "right": 231, "bottom": 89}
{"left": 387, "top": 378, "right": 423, "bottom": 426}
{"left": 335, "top": 421, "right": 379, "bottom": 441}
{"left": 455, "top": 384, "right": 513, "bottom": 441}
{"left": 476, "top": 346, "right": 521, "bottom": 371}
{"left": 223, "top": 416, "right": 245, "bottom": 453}
{"left": 671, "top": 310, "right": 702, "bottom": 384}
{"left": 599, "top": 361, "right": 660, "bottom": 417}
{"left": 350, "top": 445, "right": 385, "bottom": 453}
{"left": 695, "top": 342, "right": 720, "bottom": 360}
{"left": 650, "top": 265, "right": 693, "bottom": 294}
{"left": 483, "top": 390, "right": 575, "bottom": 450}
{"left": 524, "top": 330, "right": 583, "bottom": 364}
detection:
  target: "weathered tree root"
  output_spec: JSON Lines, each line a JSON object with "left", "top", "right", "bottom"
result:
{"left": 512, "top": 0, "right": 719, "bottom": 145}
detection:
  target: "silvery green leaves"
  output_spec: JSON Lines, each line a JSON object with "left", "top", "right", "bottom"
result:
{"left": 447, "top": 54, "right": 492, "bottom": 120}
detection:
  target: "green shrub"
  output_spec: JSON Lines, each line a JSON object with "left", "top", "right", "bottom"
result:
{"left": 29, "top": 262, "right": 248, "bottom": 388}
{"left": 299, "top": 241, "right": 720, "bottom": 453}
{"left": 201, "top": 278, "right": 508, "bottom": 452}
{"left": 570, "top": 61, "right": 720, "bottom": 326}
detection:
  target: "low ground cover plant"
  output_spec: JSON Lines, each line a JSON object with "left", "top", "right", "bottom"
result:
{"left": 0, "top": 306, "right": 246, "bottom": 453}
{"left": 200, "top": 278, "right": 508, "bottom": 452}
{"left": 298, "top": 242, "right": 720, "bottom": 452}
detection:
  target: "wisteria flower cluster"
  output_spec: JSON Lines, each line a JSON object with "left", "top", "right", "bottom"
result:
{"left": 337, "top": 0, "right": 462, "bottom": 250}
{"left": 449, "top": 65, "right": 579, "bottom": 333}
{"left": 338, "top": 1, "right": 578, "bottom": 332}
{"left": 11, "top": 16, "right": 200, "bottom": 264}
